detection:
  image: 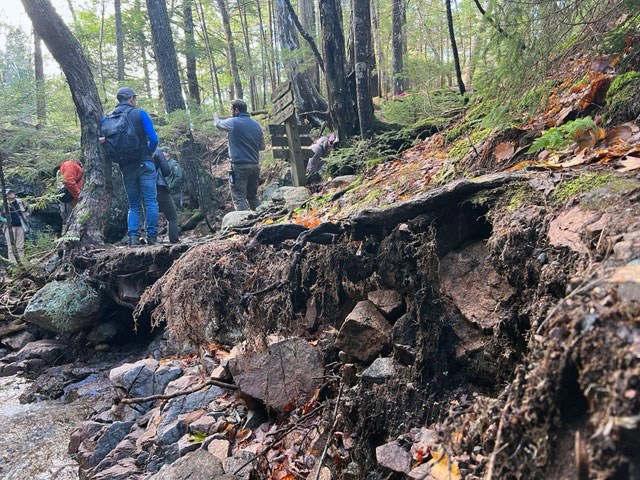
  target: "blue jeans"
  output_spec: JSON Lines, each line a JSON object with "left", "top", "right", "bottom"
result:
{"left": 121, "top": 160, "right": 158, "bottom": 238}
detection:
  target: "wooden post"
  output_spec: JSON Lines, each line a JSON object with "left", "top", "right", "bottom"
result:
{"left": 285, "top": 118, "right": 306, "bottom": 186}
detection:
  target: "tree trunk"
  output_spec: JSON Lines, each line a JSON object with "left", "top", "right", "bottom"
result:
{"left": 216, "top": 0, "right": 243, "bottom": 100}
{"left": 319, "top": 0, "right": 356, "bottom": 139}
{"left": 256, "top": 0, "right": 275, "bottom": 103}
{"left": 133, "top": 0, "right": 152, "bottom": 98}
{"left": 98, "top": 0, "right": 108, "bottom": 102}
{"left": 392, "top": 0, "right": 405, "bottom": 94}
{"left": 34, "top": 31, "right": 46, "bottom": 124}
{"left": 275, "top": 0, "right": 327, "bottom": 124}
{"left": 298, "top": 0, "right": 319, "bottom": 89}
{"left": 146, "top": 0, "right": 186, "bottom": 113}
{"left": 371, "top": 0, "right": 385, "bottom": 97}
{"left": 183, "top": 0, "right": 201, "bottom": 105}
{"left": 196, "top": 0, "right": 223, "bottom": 109}
{"left": 115, "top": 0, "right": 125, "bottom": 81}
{"left": 353, "top": 0, "right": 373, "bottom": 137}
{"left": 445, "top": 0, "right": 465, "bottom": 97}
{"left": 22, "top": 0, "right": 111, "bottom": 245}
{"left": 238, "top": 3, "right": 258, "bottom": 109}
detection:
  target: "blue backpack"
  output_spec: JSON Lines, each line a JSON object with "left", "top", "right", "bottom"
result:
{"left": 101, "top": 105, "right": 143, "bottom": 165}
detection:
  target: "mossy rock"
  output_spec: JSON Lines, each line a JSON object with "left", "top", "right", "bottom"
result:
{"left": 23, "top": 278, "right": 110, "bottom": 334}
{"left": 604, "top": 71, "right": 640, "bottom": 124}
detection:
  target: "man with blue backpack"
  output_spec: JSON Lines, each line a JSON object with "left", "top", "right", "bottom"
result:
{"left": 100, "top": 87, "right": 159, "bottom": 247}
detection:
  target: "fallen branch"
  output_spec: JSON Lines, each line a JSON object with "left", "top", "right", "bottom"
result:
{"left": 118, "top": 378, "right": 237, "bottom": 405}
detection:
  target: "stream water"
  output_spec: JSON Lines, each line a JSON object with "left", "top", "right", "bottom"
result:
{"left": 0, "top": 375, "right": 91, "bottom": 480}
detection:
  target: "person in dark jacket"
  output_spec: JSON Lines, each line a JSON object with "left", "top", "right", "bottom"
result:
{"left": 100, "top": 86, "right": 159, "bottom": 246}
{"left": 214, "top": 100, "right": 266, "bottom": 211}
{"left": 1, "top": 188, "right": 28, "bottom": 262}
{"left": 152, "top": 147, "right": 180, "bottom": 243}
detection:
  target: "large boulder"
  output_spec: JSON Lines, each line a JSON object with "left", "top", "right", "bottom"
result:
{"left": 23, "top": 278, "right": 110, "bottom": 333}
{"left": 271, "top": 186, "right": 311, "bottom": 208}
{"left": 335, "top": 301, "right": 392, "bottom": 362}
{"left": 109, "top": 359, "right": 183, "bottom": 401}
{"left": 221, "top": 211, "right": 253, "bottom": 230}
{"left": 148, "top": 449, "right": 229, "bottom": 480}
{"left": 227, "top": 337, "right": 323, "bottom": 412}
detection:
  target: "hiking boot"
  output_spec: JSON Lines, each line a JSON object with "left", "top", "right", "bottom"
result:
{"left": 147, "top": 236, "right": 158, "bottom": 245}
{"left": 128, "top": 237, "right": 138, "bottom": 247}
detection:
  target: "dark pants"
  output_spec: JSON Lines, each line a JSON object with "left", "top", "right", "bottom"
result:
{"left": 157, "top": 185, "right": 179, "bottom": 243}
{"left": 230, "top": 163, "right": 260, "bottom": 211}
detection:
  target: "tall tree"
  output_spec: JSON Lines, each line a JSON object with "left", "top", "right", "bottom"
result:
{"left": 353, "top": 0, "right": 373, "bottom": 137}
{"left": 22, "top": 0, "right": 111, "bottom": 245}
{"left": 115, "top": 0, "right": 125, "bottom": 81}
{"left": 133, "top": 0, "right": 152, "bottom": 98}
{"left": 183, "top": 0, "right": 201, "bottom": 105}
{"left": 446, "top": 0, "right": 465, "bottom": 97}
{"left": 33, "top": 31, "right": 46, "bottom": 124}
{"left": 276, "top": 0, "right": 327, "bottom": 123}
{"left": 215, "top": 0, "right": 243, "bottom": 100}
{"left": 238, "top": 2, "right": 258, "bottom": 108}
{"left": 196, "top": 0, "right": 223, "bottom": 108}
{"left": 392, "top": 0, "right": 405, "bottom": 94}
{"left": 146, "top": 0, "right": 186, "bottom": 112}
{"left": 298, "top": 0, "right": 319, "bottom": 88}
{"left": 319, "top": 0, "right": 356, "bottom": 139}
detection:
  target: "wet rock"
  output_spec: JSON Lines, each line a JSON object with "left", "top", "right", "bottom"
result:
{"left": 63, "top": 373, "right": 111, "bottom": 403}
{"left": 221, "top": 210, "right": 253, "bottom": 230}
{"left": 361, "top": 357, "right": 401, "bottom": 384}
{"left": 335, "top": 301, "right": 392, "bottom": 363}
{"left": 148, "top": 449, "right": 227, "bottom": 479}
{"left": 392, "top": 312, "right": 418, "bottom": 365}
{"left": 1, "top": 331, "right": 35, "bottom": 351}
{"left": 207, "top": 438, "right": 230, "bottom": 462}
{"left": 375, "top": 440, "right": 411, "bottom": 473}
{"left": 367, "top": 290, "right": 405, "bottom": 321}
{"left": 271, "top": 186, "right": 311, "bottom": 208}
{"left": 225, "top": 449, "right": 256, "bottom": 479}
{"left": 23, "top": 278, "right": 109, "bottom": 333}
{"left": 227, "top": 337, "right": 323, "bottom": 412}
{"left": 109, "top": 359, "right": 183, "bottom": 401}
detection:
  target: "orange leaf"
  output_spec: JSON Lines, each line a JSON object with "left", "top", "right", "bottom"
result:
{"left": 494, "top": 142, "right": 515, "bottom": 161}
{"left": 617, "top": 155, "right": 640, "bottom": 172}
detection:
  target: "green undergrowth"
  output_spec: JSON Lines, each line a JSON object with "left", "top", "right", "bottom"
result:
{"left": 528, "top": 117, "right": 596, "bottom": 153}
{"left": 379, "top": 89, "right": 464, "bottom": 125}
{"left": 604, "top": 71, "right": 640, "bottom": 124}
{"left": 551, "top": 172, "right": 616, "bottom": 204}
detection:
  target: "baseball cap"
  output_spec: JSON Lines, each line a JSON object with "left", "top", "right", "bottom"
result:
{"left": 116, "top": 86, "right": 137, "bottom": 100}
{"left": 4, "top": 187, "right": 15, "bottom": 195}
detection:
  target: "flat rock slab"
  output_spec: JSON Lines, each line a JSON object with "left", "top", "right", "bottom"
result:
{"left": 148, "top": 449, "right": 228, "bottom": 479}
{"left": 109, "top": 359, "right": 183, "bottom": 401}
{"left": 228, "top": 337, "right": 323, "bottom": 412}
{"left": 361, "top": 357, "right": 401, "bottom": 384}
{"left": 376, "top": 440, "right": 412, "bottom": 473}
{"left": 335, "top": 300, "right": 392, "bottom": 363}
{"left": 548, "top": 207, "right": 602, "bottom": 253}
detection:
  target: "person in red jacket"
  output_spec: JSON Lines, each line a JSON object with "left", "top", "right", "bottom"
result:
{"left": 56, "top": 159, "right": 84, "bottom": 222}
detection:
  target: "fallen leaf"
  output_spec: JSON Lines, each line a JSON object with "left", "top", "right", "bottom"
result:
{"left": 236, "top": 427, "right": 252, "bottom": 443}
{"left": 428, "top": 451, "right": 461, "bottom": 480}
{"left": 495, "top": 142, "right": 516, "bottom": 161}
{"left": 617, "top": 156, "right": 640, "bottom": 172}
{"left": 606, "top": 123, "right": 638, "bottom": 145}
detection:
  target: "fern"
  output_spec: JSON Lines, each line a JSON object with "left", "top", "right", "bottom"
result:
{"left": 528, "top": 117, "right": 596, "bottom": 153}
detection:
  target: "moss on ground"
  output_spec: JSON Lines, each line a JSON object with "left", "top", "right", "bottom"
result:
{"left": 604, "top": 71, "right": 640, "bottom": 124}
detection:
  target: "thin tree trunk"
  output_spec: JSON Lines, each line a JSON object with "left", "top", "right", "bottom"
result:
{"left": 446, "top": 0, "right": 466, "bottom": 97}
{"left": 66, "top": 0, "right": 77, "bottom": 24}
{"left": 133, "top": 0, "right": 152, "bottom": 98}
{"left": 256, "top": 0, "right": 275, "bottom": 102}
{"left": 196, "top": 0, "right": 223, "bottom": 109}
{"left": 34, "top": 31, "right": 46, "bottom": 124}
{"left": 183, "top": 0, "right": 201, "bottom": 105}
{"left": 319, "top": 0, "right": 356, "bottom": 139}
{"left": 298, "top": 0, "right": 319, "bottom": 88}
{"left": 98, "top": 0, "right": 108, "bottom": 102}
{"left": 353, "top": 0, "right": 373, "bottom": 137}
{"left": 146, "top": 0, "right": 186, "bottom": 113}
{"left": 268, "top": 0, "right": 280, "bottom": 85}
{"left": 238, "top": 3, "right": 258, "bottom": 109}
{"left": 392, "top": 0, "right": 405, "bottom": 94}
{"left": 216, "top": 0, "right": 243, "bottom": 100}
{"left": 371, "top": 0, "right": 385, "bottom": 97}
{"left": 22, "top": 0, "right": 111, "bottom": 245}
{"left": 115, "top": 0, "right": 125, "bottom": 81}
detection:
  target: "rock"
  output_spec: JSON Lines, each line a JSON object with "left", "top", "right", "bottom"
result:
{"left": 409, "top": 428, "right": 438, "bottom": 461}
{"left": 148, "top": 449, "right": 227, "bottom": 479}
{"left": 1, "top": 331, "right": 35, "bottom": 351}
{"left": 367, "top": 290, "right": 405, "bottom": 321}
{"left": 221, "top": 211, "right": 253, "bottom": 230}
{"left": 225, "top": 449, "right": 256, "bottom": 479}
{"left": 69, "top": 421, "right": 105, "bottom": 455}
{"left": 271, "top": 186, "right": 311, "bottom": 208}
{"left": 77, "top": 421, "right": 134, "bottom": 470}
{"left": 335, "top": 301, "right": 392, "bottom": 362}
{"left": 23, "top": 278, "right": 109, "bottom": 333}
{"left": 407, "top": 462, "right": 432, "bottom": 479}
{"left": 87, "top": 320, "right": 123, "bottom": 344}
{"left": 361, "top": 357, "right": 400, "bottom": 384}
{"left": 2, "top": 339, "right": 67, "bottom": 364}
{"left": 109, "top": 359, "right": 182, "bottom": 401}
{"left": 92, "top": 459, "right": 141, "bottom": 480}
{"left": 63, "top": 373, "right": 111, "bottom": 403}
{"left": 207, "top": 438, "right": 230, "bottom": 462}
{"left": 189, "top": 415, "right": 219, "bottom": 435}
{"left": 326, "top": 175, "right": 357, "bottom": 189}
{"left": 376, "top": 440, "right": 412, "bottom": 473}
{"left": 159, "top": 385, "right": 225, "bottom": 427}
{"left": 227, "top": 337, "right": 323, "bottom": 412}
{"left": 177, "top": 434, "right": 202, "bottom": 456}
{"left": 157, "top": 419, "right": 187, "bottom": 446}
{"left": 392, "top": 312, "right": 418, "bottom": 365}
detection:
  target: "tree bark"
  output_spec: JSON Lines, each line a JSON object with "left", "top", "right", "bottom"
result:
{"left": 115, "top": 0, "right": 125, "bottom": 82}
{"left": 22, "top": 0, "right": 111, "bottom": 245}
{"left": 196, "top": 0, "right": 223, "bottom": 109}
{"left": 238, "top": 3, "right": 258, "bottom": 109}
{"left": 133, "top": 0, "right": 152, "bottom": 98}
{"left": 216, "top": 0, "right": 243, "bottom": 100}
{"left": 298, "top": 0, "right": 319, "bottom": 88}
{"left": 353, "top": 0, "right": 373, "bottom": 137}
{"left": 275, "top": 0, "right": 327, "bottom": 124}
{"left": 319, "top": 0, "right": 356, "bottom": 139}
{"left": 392, "top": 0, "right": 405, "bottom": 94}
{"left": 183, "top": 0, "right": 201, "bottom": 106}
{"left": 146, "top": 0, "right": 186, "bottom": 113}
{"left": 34, "top": 31, "right": 46, "bottom": 124}
{"left": 446, "top": 0, "right": 466, "bottom": 97}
